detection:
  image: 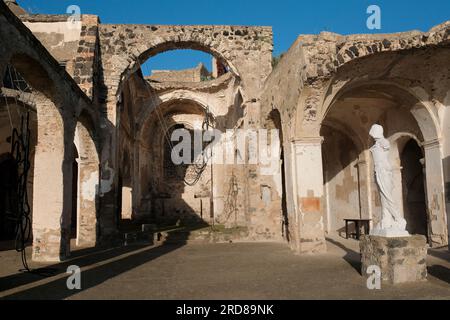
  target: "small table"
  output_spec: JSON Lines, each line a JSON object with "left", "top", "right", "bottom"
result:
{"left": 344, "top": 219, "right": 371, "bottom": 240}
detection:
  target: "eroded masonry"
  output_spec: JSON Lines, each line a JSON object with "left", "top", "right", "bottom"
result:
{"left": 0, "top": 0, "right": 449, "bottom": 262}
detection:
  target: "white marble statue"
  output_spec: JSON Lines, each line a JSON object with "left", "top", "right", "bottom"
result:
{"left": 369, "top": 124, "right": 410, "bottom": 237}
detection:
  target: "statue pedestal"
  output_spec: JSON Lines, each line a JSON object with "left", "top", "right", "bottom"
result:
{"left": 360, "top": 235, "right": 428, "bottom": 284}
{"left": 370, "top": 227, "right": 410, "bottom": 237}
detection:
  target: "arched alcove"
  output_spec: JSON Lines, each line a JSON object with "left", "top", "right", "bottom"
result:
{"left": 136, "top": 98, "right": 214, "bottom": 226}
{"left": 1, "top": 54, "right": 71, "bottom": 261}
{"left": 320, "top": 81, "right": 446, "bottom": 246}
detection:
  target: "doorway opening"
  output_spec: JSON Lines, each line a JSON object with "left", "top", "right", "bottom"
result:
{"left": 0, "top": 154, "right": 18, "bottom": 241}
{"left": 400, "top": 139, "right": 428, "bottom": 238}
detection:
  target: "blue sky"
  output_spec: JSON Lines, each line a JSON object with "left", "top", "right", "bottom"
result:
{"left": 17, "top": 0, "right": 450, "bottom": 74}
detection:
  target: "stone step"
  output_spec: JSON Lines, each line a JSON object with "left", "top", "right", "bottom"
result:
{"left": 121, "top": 224, "right": 249, "bottom": 246}
{"left": 158, "top": 227, "right": 249, "bottom": 244}
{"left": 122, "top": 230, "right": 154, "bottom": 246}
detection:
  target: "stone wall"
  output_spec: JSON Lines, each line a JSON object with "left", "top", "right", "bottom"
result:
{"left": 360, "top": 235, "right": 428, "bottom": 284}
{"left": 99, "top": 23, "right": 273, "bottom": 122}
{"left": 0, "top": 2, "right": 102, "bottom": 261}
{"left": 19, "top": 14, "right": 100, "bottom": 99}
{"left": 98, "top": 23, "right": 274, "bottom": 242}
{"left": 148, "top": 63, "right": 211, "bottom": 83}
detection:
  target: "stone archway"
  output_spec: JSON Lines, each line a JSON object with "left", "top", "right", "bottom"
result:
{"left": 97, "top": 23, "right": 272, "bottom": 241}
{"left": 1, "top": 7, "right": 99, "bottom": 261}
{"left": 99, "top": 24, "right": 272, "bottom": 122}
{"left": 319, "top": 81, "right": 447, "bottom": 247}
{"left": 0, "top": 93, "right": 37, "bottom": 244}
{"left": 2, "top": 54, "right": 75, "bottom": 262}
{"left": 136, "top": 98, "right": 215, "bottom": 225}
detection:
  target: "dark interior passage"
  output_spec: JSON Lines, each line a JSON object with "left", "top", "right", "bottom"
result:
{"left": 0, "top": 154, "right": 18, "bottom": 240}
{"left": 401, "top": 139, "right": 428, "bottom": 238}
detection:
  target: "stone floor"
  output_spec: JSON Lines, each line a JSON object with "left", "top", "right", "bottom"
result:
{"left": 0, "top": 236, "right": 449, "bottom": 299}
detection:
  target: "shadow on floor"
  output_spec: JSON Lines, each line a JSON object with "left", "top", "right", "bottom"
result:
{"left": 0, "top": 240, "right": 25, "bottom": 252}
{"left": 326, "top": 237, "right": 361, "bottom": 275}
{"left": 0, "top": 221, "right": 209, "bottom": 299}
{"left": 428, "top": 248, "right": 450, "bottom": 263}
{"left": 428, "top": 265, "right": 450, "bottom": 285}
{"left": 1, "top": 243, "right": 185, "bottom": 299}
{"left": 0, "top": 243, "right": 148, "bottom": 292}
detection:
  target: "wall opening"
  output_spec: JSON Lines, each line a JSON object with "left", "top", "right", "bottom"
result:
{"left": 0, "top": 96, "right": 37, "bottom": 248}
{"left": 136, "top": 99, "right": 213, "bottom": 230}
{"left": 321, "top": 82, "right": 446, "bottom": 245}
{"left": 400, "top": 139, "right": 428, "bottom": 238}
{"left": 0, "top": 153, "right": 18, "bottom": 241}
{"left": 142, "top": 49, "right": 229, "bottom": 82}
{"left": 268, "top": 109, "right": 289, "bottom": 241}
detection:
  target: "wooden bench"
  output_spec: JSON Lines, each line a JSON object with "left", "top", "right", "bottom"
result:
{"left": 344, "top": 219, "right": 371, "bottom": 240}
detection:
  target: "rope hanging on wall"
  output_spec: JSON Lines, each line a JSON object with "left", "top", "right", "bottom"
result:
{"left": 2, "top": 65, "right": 55, "bottom": 276}
{"left": 183, "top": 104, "right": 213, "bottom": 186}
{"left": 10, "top": 112, "right": 32, "bottom": 272}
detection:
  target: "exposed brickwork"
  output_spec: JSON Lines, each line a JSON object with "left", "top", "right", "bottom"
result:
{"left": 300, "top": 23, "right": 450, "bottom": 82}
{"left": 73, "top": 15, "right": 100, "bottom": 99}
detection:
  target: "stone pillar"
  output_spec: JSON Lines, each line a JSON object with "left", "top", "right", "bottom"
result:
{"left": 360, "top": 235, "right": 428, "bottom": 284}
{"left": 32, "top": 96, "right": 71, "bottom": 262}
{"left": 31, "top": 165, "right": 71, "bottom": 262}
{"left": 422, "top": 139, "right": 448, "bottom": 247}
{"left": 132, "top": 138, "right": 140, "bottom": 219}
{"left": 76, "top": 157, "right": 98, "bottom": 247}
{"left": 97, "top": 97, "right": 120, "bottom": 243}
{"left": 292, "top": 137, "right": 327, "bottom": 254}
{"left": 74, "top": 120, "right": 99, "bottom": 247}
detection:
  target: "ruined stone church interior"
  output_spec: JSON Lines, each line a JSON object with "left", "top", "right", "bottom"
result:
{"left": 0, "top": 0, "right": 450, "bottom": 300}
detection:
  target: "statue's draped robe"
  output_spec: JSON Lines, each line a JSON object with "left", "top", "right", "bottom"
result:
{"left": 370, "top": 138, "right": 405, "bottom": 229}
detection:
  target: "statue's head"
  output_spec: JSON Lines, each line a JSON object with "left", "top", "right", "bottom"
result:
{"left": 369, "top": 124, "right": 384, "bottom": 139}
